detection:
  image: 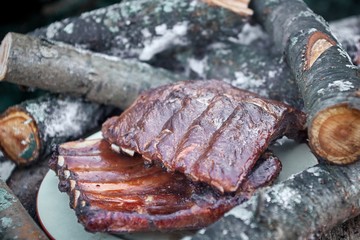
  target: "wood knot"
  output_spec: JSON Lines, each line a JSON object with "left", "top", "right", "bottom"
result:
{"left": 304, "top": 31, "right": 336, "bottom": 71}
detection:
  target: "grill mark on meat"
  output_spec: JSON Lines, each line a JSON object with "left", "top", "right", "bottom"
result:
{"left": 172, "top": 95, "right": 239, "bottom": 174}
{"left": 50, "top": 139, "right": 281, "bottom": 233}
{"left": 122, "top": 82, "right": 201, "bottom": 151}
{"left": 144, "top": 97, "right": 194, "bottom": 163}
{"left": 105, "top": 83, "right": 177, "bottom": 148}
{"left": 147, "top": 93, "right": 217, "bottom": 168}
{"left": 138, "top": 82, "right": 243, "bottom": 162}
{"left": 101, "top": 80, "right": 255, "bottom": 152}
{"left": 193, "top": 103, "right": 244, "bottom": 192}
{"left": 132, "top": 91, "right": 186, "bottom": 154}
{"left": 101, "top": 80, "right": 305, "bottom": 193}
{"left": 194, "top": 102, "right": 278, "bottom": 192}
{"left": 137, "top": 82, "right": 244, "bottom": 159}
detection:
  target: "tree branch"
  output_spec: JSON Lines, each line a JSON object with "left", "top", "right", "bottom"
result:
{"left": 0, "top": 93, "right": 117, "bottom": 166}
{"left": 30, "top": 0, "right": 250, "bottom": 65}
{"left": 190, "top": 161, "right": 360, "bottom": 239}
{"left": 248, "top": 0, "right": 360, "bottom": 165}
{"left": 0, "top": 178, "right": 49, "bottom": 239}
{"left": 0, "top": 32, "right": 181, "bottom": 109}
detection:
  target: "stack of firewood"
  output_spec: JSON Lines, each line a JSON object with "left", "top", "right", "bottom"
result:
{"left": 0, "top": 0, "right": 359, "bottom": 239}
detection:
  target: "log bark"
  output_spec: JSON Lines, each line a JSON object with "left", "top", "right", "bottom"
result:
{"left": 6, "top": 159, "right": 49, "bottom": 226}
{"left": 241, "top": 0, "right": 360, "bottom": 165}
{"left": 320, "top": 215, "right": 360, "bottom": 240}
{"left": 0, "top": 32, "right": 181, "bottom": 109}
{"left": 29, "top": 0, "right": 360, "bottom": 74}
{"left": 24, "top": 0, "right": 359, "bottom": 113}
{"left": 0, "top": 29, "right": 302, "bottom": 109}
{"left": 178, "top": 41, "right": 303, "bottom": 109}
{"left": 0, "top": 178, "right": 49, "bottom": 240}
{"left": 190, "top": 161, "right": 360, "bottom": 240}
{"left": 0, "top": 93, "right": 117, "bottom": 166}
{"left": 329, "top": 15, "right": 360, "bottom": 66}
{"left": 0, "top": 151, "right": 15, "bottom": 181}
{"left": 30, "top": 0, "right": 251, "bottom": 66}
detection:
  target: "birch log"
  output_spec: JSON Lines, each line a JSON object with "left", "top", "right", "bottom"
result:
{"left": 178, "top": 42, "right": 303, "bottom": 109}
{"left": 0, "top": 151, "right": 15, "bottom": 181}
{"left": 329, "top": 15, "right": 360, "bottom": 66}
{"left": 29, "top": 0, "right": 360, "bottom": 75}
{"left": 320, "top": 216, "right": 360, "bottom": 240}
{"left": 224, "top": 0, "right": 360, "bottom": 165}
{"left": 0, "top": 93, "right": 117, "bottom": 166}
{"left": 0, "top": 32, "right": 181, "bottom": 109}
{"left": 6, "top": 158, "right": 50, "bottom": 224}
{"left": 30, "top": 0, "right": 251, "bottom": 65}
{"left": 25, "top": 0, "right": 359, "bottom": 111}
{"left": 0, "top": 178, "right": 49, "bottom": 240}
{"left": 190, "top": 161, "right": 360, "bottom": 240}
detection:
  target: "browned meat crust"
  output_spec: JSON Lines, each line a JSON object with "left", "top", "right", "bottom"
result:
{"left": 102, "top": 79, "right": 306, "bottom": 192}
{"left": 49, "top": 139, "right": 281, "bottom": 233}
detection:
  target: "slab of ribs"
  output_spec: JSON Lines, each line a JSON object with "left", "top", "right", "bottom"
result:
{"left": 49, "top": 79, "right": 306, "bottom": 234}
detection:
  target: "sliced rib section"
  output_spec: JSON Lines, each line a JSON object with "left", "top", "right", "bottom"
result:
{"left": 102, "top": 80, "right": 306, "bottom": 192}
{"left": 49, "top": 139, "right": 281, "bottom": 233}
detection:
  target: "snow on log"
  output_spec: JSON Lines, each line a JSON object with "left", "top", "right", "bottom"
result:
{"left": 190, "top": 161, "right": 360, "bottom": 240}
{"left": 0, "top": 32, "right": 181, "bottom": 109}
{"left": 0, "top": 93, "right": 116, "bottom": 166}
{"left": 249, "top": 0, "right": 360, "bottom": 165}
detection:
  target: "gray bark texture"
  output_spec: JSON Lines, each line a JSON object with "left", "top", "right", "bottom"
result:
{"left": 6, "top": 159, "right": 50, "bottom": 225}
{"left": 30, "top": 0, "right": 249, "bottom": 65}
{"left": 0, "top": 178, "right": 49, "bottom": 240}
{"left": 0, "top": 93, "right": 117, "bottom": 166}
{"left": 190, "top": 161, "right": 360, "bottom": 240}
{"left": 0, "top": 32, "right": 181, "bottom": 109}
{"left": 30, "top": 0, "right": 360, "bottom": 70}
{"left": 329, "top": 15, "right": 360, "bottom": 66}
{"left": 0, "top": 1, "right": 360, "bottom": 239}
{"left": 249, "top": 0, "right": 360, "bottom": 165}
{"left": 28, "top": 1, "right": 360, "bottom": 112}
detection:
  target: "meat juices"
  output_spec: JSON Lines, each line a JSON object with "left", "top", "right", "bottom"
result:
{"left": 102, "top": 79, "right": 306, "bottom": 192}
{"left": 49, "top": 139, "right": 281, "bottom": 233}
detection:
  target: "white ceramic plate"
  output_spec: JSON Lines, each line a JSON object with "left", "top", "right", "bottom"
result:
{"left": 36, "top": 131, "right": 318, "bottom": 240}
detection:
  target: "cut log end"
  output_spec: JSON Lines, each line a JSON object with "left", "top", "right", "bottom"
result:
{"left": 202, "top": 0, "right": 254, "bottom": 16}
{"left": 309, "top": 104, "right": 360, "bottom": 165}
{"left": 0, "top": 32, "right": 12, "bottom": 80}
{"left": 0, "top": 108, "right": 40, "bottom": 165}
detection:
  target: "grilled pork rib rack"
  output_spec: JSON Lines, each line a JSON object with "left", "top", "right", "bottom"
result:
{"left": 102, "top": 79, "right": 306, "bottom": 193}
{"left": 49, "top": 139, "right": 281, "bottom": 233}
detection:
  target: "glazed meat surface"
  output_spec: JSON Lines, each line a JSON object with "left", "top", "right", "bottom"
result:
{"left": 49, "top": 139, "right": 281, "bottom": 233}
{"left": 102, "top": 80, "right": 306, "bottom": 192}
